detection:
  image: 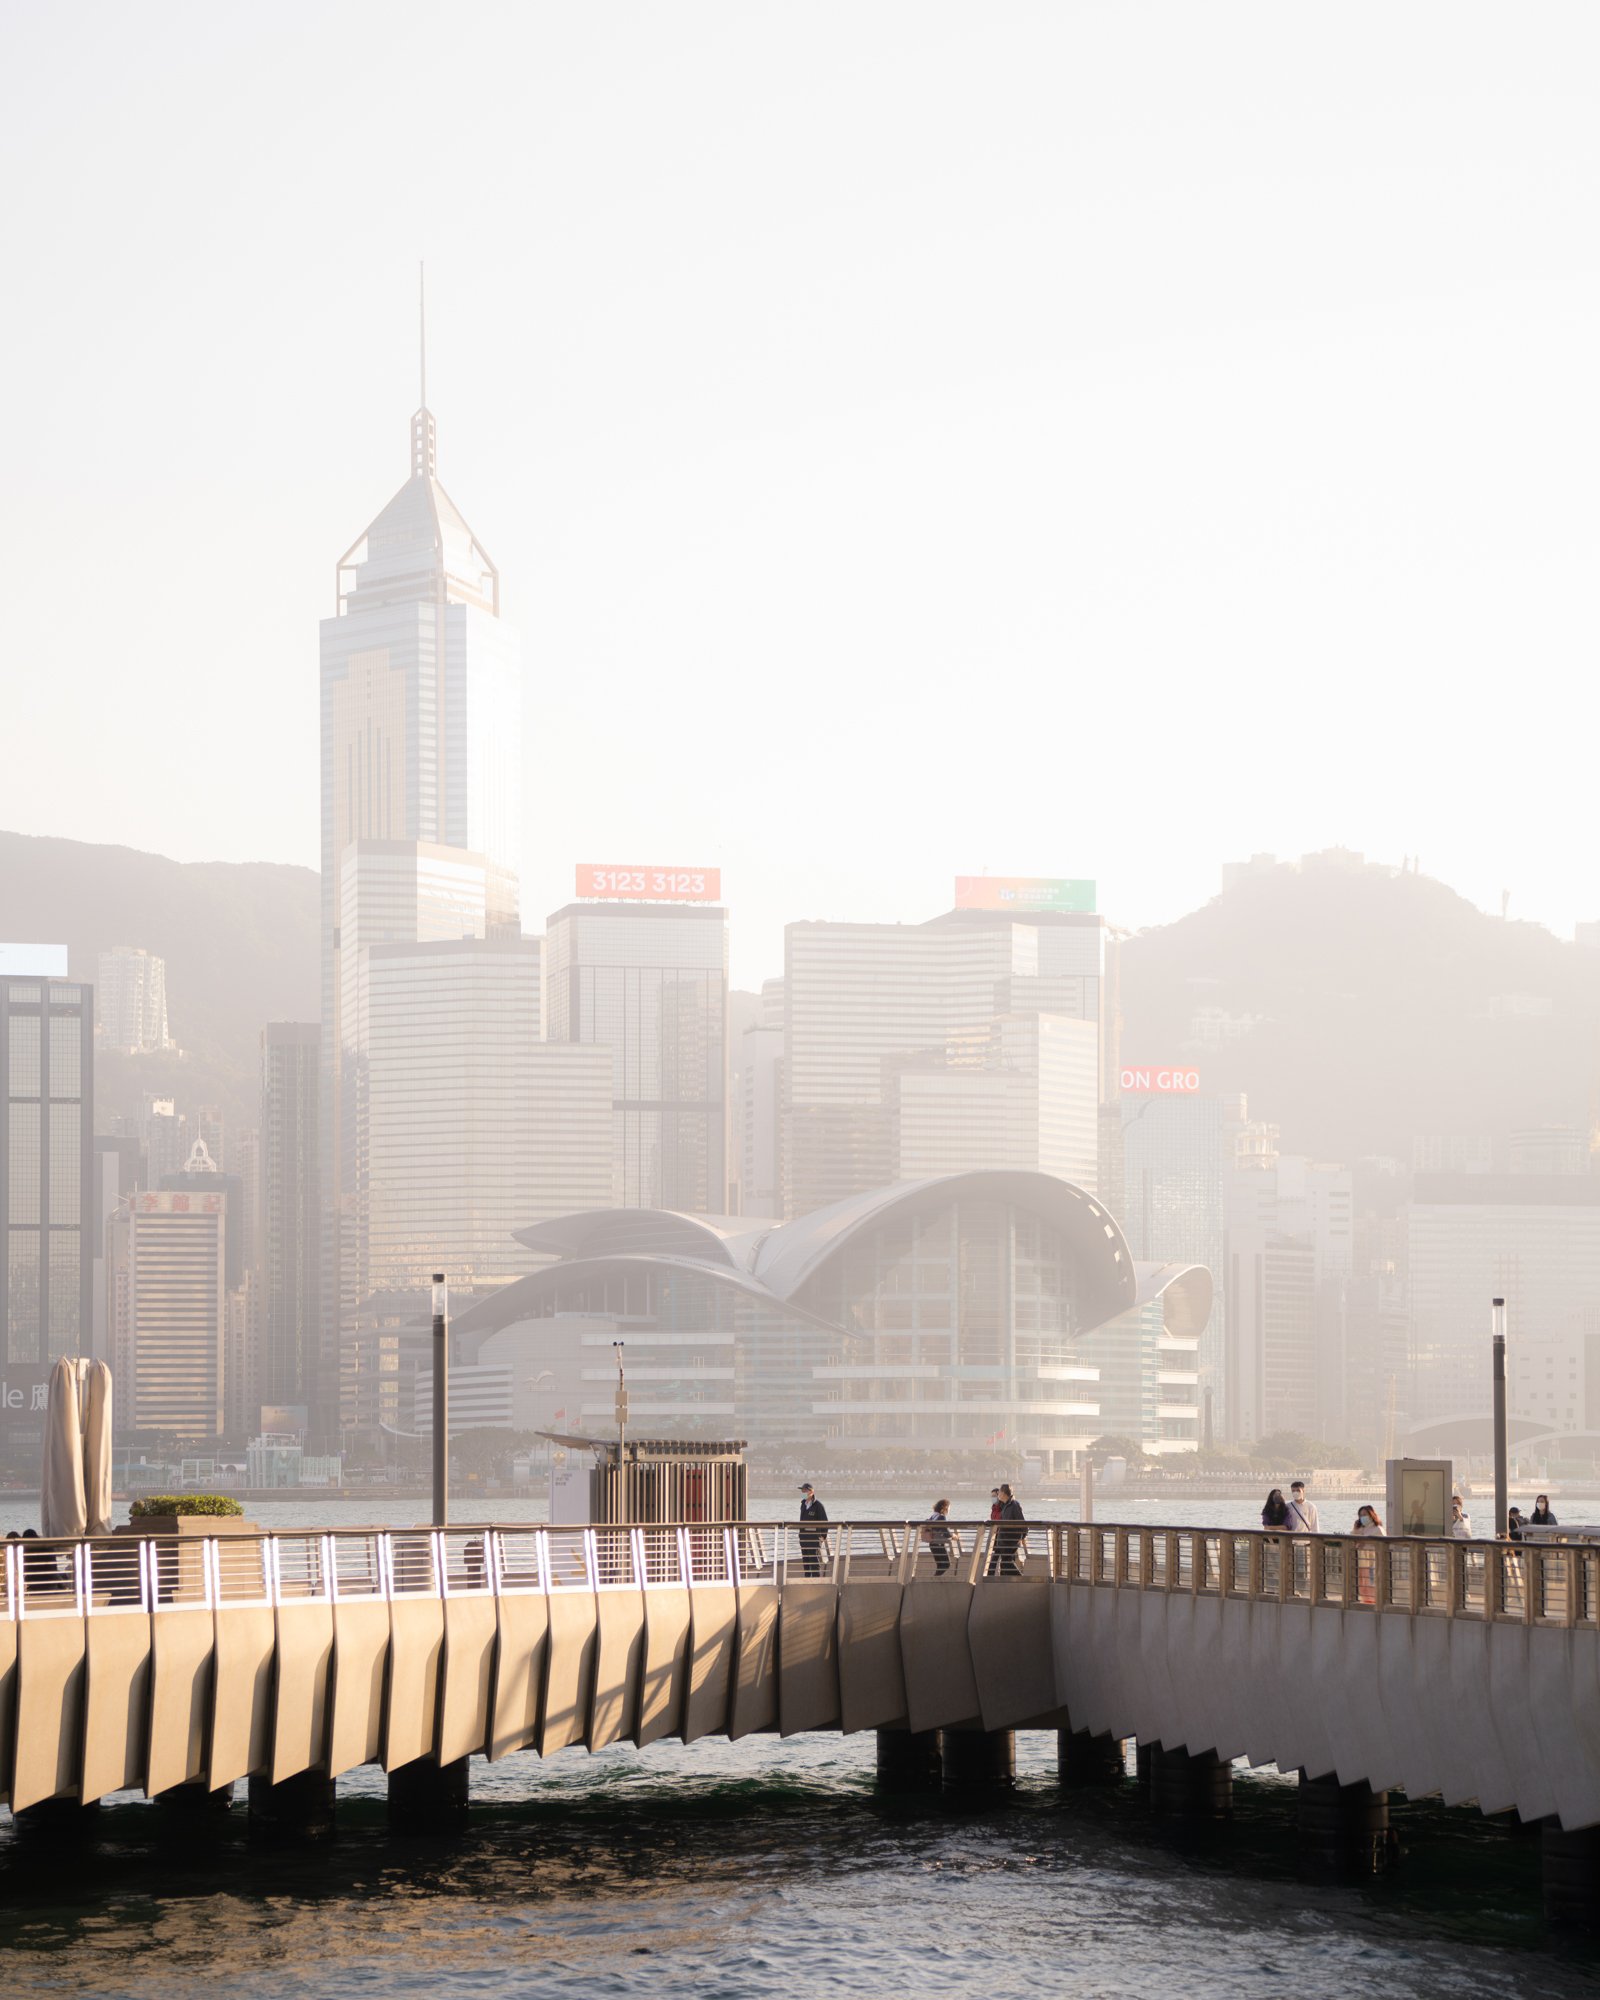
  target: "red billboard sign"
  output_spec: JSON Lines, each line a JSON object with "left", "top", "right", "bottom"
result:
{"left": 576, "top": 865, "right": 721, "bottom": 903}
{"left": 1119, "top": 1066, "right": 1202, "bottom": 1093}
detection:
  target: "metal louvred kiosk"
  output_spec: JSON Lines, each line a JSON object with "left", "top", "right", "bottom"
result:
{"left": 543, "top": 1433, "right": 748, "bottom": 1526}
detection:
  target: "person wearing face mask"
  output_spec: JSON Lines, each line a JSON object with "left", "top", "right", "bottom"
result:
{"left": 1351, "top": 1503, "right": 1384, "bottom": 1604}
{"left": 1528, "top": 1494, "right": 1558, "bottom": 1528}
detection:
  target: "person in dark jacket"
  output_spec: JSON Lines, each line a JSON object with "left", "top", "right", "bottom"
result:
{"left": 1261, "top": 1488, "right": 1290, "bottom": 1528}
{"left": 1529, "top": 1495, "right": 1558, "bottom": 1527}
{"left": 922, "top": 1498, "right": 953, "bottom": 1576}
{"left": 798, "top": 1483, "right": 829, "bottom": 1577}
{"left": 991, "top": 1484, "right": 1027, "bottom": 1576}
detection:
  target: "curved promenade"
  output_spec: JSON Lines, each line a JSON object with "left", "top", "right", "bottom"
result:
{"left": 1, "top": 1519, "right": 1597, "bottom": 1834}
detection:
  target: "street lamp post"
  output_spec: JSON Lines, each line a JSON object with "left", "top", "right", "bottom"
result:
{"left": 432, "top": 1272, "right": 449, "bottom": 1528}
{"left": 1491, "top": 1295, "right": 1508, "bottom": 1539}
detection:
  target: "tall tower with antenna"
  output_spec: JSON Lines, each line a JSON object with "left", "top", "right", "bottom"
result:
{"left": 312, "top": 274, "right": 525, "bottom": 1443}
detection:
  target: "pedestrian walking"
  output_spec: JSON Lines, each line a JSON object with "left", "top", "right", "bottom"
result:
{"left": 990, "top": 1483, "right": 1027, "bottom": 1576}
{"left": 798, "top": 1482, "right": 829, "bottom": 1577}
{"left": 1285, "top": 1482, "right": 1320, "bottom": 1533}
{"left": 1261, "top": 1487, "right": 1290, "bottom": 1528}
{"left": 921, "top": 1498, "right": 953, "bottom": 1576}
{"left": 1352, "top": 1503, "right": 1384, "bottom": 1604}
{"left": 989, "top": 1488, "right": 1003, "bottom": 1522}
{"left": 1529, "top": 1495, "right": 1558, "bottom": 1527}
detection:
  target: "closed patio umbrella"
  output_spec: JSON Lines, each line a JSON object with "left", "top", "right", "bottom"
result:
{"left": 40, "top": 1356, "right": 88, "bottom": 1539}
{"left": 82, "top": 1361, "right": 113, "bottom": 1537}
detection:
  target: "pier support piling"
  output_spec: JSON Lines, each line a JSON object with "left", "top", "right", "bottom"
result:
{"left": 1542, "top": 1819, "right": 1600, "bottom": 1927}
{"left": 155, "top": 1780, "right": 236, "bottom": 1816}
{"left": 1296, "top": 1771, "right": 1392, "bottom": 1877}
{"left": 12, "top": 1796, "right": 102, "bottom": 1839}
{"left": 1058, "top": 1728, "right": 1127, "bottom": 1786}
{"left": 875, "top": 1727, "right": 943, "bottom": 1793}
{"left": 939, "top": 1726, "right": 1015, "bottom": 1794}
{"left": 388, "top": 1755, "right": 470, "bottom": 1829}
{"left": 247, "top": 1769, "right": 336, "bottom": 1841}
{"left": 1147, "top": 1744, "right": 1233, "bottom": 1819}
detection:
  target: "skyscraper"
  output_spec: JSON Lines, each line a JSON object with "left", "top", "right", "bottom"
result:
{"left": 95, "top": 947, "right": 171, "bottom": 1055}
{"left": 110, "top": 1190, "right": 226, "bottom": 1439}
{"left": 1, "top": 957, "right": 94, "bottom": 1371}
{"left": 544, "top": 900, "right": 729, "bottom": 1212}
{"left": 319, "top": 340, "right": 523, "bottom": 1439}
{"left": 260, "top": 1024, "right": 319, "bottom": 1419}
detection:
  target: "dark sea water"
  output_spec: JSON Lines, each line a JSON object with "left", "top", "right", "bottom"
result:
{"left": 3, "top": 1735, "right": 1599, "bottom": 2000}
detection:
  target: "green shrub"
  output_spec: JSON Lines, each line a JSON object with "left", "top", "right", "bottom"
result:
{"left": 129, "top": 1494, "right": 244, "bottom": 1519}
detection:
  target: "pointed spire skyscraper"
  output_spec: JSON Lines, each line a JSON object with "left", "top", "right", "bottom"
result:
{"left": 312, "top": 293, "right": 525, "bottom": 1442}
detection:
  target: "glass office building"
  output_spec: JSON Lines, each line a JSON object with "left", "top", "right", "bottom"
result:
{"left": 545, "top": 903, "right": 729, "bottom": 1213}
{"left": 1, "top": 967, "right": 94, "bottom": 1367}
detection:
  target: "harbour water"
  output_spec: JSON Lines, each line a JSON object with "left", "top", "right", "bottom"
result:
{"left": 4, "top": 1492, "right": 1599, "bottom": 1997}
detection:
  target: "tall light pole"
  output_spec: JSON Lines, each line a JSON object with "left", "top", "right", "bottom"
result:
{"left": 432, "top": 1272, "right": 449, "bottom": 1528}
{"left": 1491, "top": 1295, "right": 1508, "bottom": 1539}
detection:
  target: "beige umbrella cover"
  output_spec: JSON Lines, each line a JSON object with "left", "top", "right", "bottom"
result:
{"left": 82, "top": 1360, "right": 113, "bottom": 1537}
{"left": 40, "top": 1356, "right": 88, "bottom": 1539}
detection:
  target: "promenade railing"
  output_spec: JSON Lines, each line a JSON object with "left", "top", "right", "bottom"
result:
{"left": 2, "top": 1522, "right": 1594, "bottom": 1628}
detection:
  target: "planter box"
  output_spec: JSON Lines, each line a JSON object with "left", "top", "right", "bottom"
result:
{"left": 116, "top": 1516, "right": 259, "bottom": 1537}
{"left": 114, "top": 1517, "right": 263, "bottom": 1605}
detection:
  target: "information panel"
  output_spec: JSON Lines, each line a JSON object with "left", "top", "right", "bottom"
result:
{"left": 576, "top": 864, "right": 721, "bottom": 903}
{"left": 954, "top": 876, "right": 1095, "bottom": 914}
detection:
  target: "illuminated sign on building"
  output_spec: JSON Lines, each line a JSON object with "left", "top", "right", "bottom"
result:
{"left": 576, "top": 865, "right": 721, "bottom": 903}
{"left": 953, "top": 877, "right": 1096, "bottom": 914}
{"left": 0, "top": 943, "right": 69, "bottom": 977}
{"left": 1119, "top": 1067, "right": 1202, "bottom": 1094}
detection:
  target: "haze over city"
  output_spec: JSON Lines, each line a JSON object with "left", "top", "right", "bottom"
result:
{"left": 7, "top": 5, "right": 1600, "bottom": 1991}
{"left": 4, "top": 2, "right": 1599, "bottom": 985}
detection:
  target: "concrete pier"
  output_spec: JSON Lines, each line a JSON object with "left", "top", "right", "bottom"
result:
{"left": 12, "top": 1796, "right": 102, "bottom": 1838}
{"left": 155, "top": 1780, "right": 235, "bottom": 1816}
{"left": 1542, "top": 1820, "right": 1600, "bottom": 1927}
{"left": 1147, "top": 1744, "right": 1232, "bottom": 1819}
{"left": 939, "top": 1726, "right": 1015, "bottom": 1793}
{"left": 388, "top": 1755, "right": 470, "bottom": 1829}
{"left": 875, "top": 1727, "right": 942, "bottom": 1792}
{"left": 1296, "top": 1772, "right": 1392, "bottom": 1878}
{"left": 247, "top": 1769, "right": 336, "bottom": 1840}
{"left": 1057, "top": 1727, "right": 1125, "bottom": 1786}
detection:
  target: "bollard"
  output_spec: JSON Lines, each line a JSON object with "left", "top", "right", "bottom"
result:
{"left": 1542, "top": 1819, "right": 1600, "bottom": 1927}
{"left": 1296, "top": 1771, "right": 1392, "bottom": 1878}
{"left": 388, "top": 1755, "right": 471, "bottom": 1829}
{"left": 875, "top": 1727, "right": 943, "bottom": 1793}
{"left": 1058, "top": 1728, "right": 1127, "bottom": 1786}
{"left": 939, "top": 1726, "right": 1015, "bottom": 1794}
{"left": 1147, "top": 1743, "right": 1233, "bottom": 1819}
{"left": 248, "top": 1768, "right": 337, "bottom": 1841}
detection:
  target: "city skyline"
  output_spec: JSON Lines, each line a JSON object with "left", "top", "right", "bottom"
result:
{"left": 5, "top": 5, "right": 1600, "bottom": 991}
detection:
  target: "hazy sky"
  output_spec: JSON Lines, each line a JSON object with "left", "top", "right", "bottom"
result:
{"left": 3, "top": 3, "right": 1597, "bottom": 986}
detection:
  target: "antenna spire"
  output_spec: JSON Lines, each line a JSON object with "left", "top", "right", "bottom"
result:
{"left": 411, "top": 262, "right": 437, "bottom": 480}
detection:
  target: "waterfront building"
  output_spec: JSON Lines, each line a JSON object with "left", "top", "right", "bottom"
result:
{"left": 94, "top": 946, "right": 171, "bottom": 1055}
{"left": 1119, "top": 1089, "right": 1226, "bottom": 1429}
{"left": 261, "top": 1024, "right": 320, "bottom": 1419}
{"left": 454, "top": 1170, "right": 1211, "bottom": 1468}
{"left": 0, "top": 959, "right": 94, "bottom": 1370}
{"left": 544, "top": 900, "right": 728, "bottom": 1213}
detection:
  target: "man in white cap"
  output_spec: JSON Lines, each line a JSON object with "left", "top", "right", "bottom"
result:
{"left": 798, "top": 1482, "right": 829, "bottom": 1576}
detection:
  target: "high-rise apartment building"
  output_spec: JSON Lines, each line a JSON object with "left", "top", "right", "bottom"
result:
{"left": 261, "top": 1025, "right": 320, "bottom": 1419}
{"left": 141, "top": 1096, "right": 188, "bottom": 1186}
{"left": 319, "top": 380, "right": 523, "bottom": 1439}
{"left": 111, "top": 1190, "right": 226, "bottom": 1439}
{"left": 545, "top": 901, "right": 728, "bottom": 1212}
{"left": 95, "top": 946, "right": 171, "bottom": 1055}
{"left": 890, "top": 1014, "right": 1098, "bottom": 1188}
{"left": 1119, "top": 1091, "right": 1227, "bottom": 1430}
{"left": 1, "top": 960, "right": 94, "bottom": 1369}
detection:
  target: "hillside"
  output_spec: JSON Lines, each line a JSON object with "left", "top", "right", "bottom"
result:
{"left": 1118, "top": 857, "right": 1600, "bottom": 1164}
{"left": 0, "top": 831, "right": 318, "bottom": 1139}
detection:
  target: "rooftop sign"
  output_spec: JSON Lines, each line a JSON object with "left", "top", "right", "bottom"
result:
{"left": 0, "top": 943, "right": 69, "bottom": 977}
{"left": 1120, "top": 1066, "right": 1202, "bottom": 1094}
{"left": 576, "top": 865, "right": 721, "bottom": 904}
{"left": 954, "top": 877, "right": 1095, "bottom": 914}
